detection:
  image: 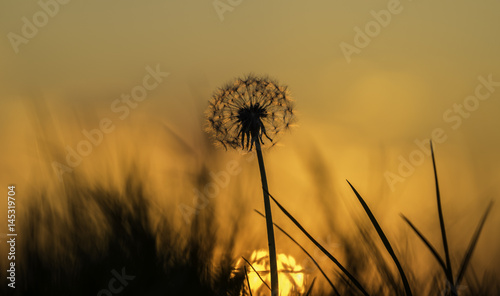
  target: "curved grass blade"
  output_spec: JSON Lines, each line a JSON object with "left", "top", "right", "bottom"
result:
{"left": 430, "top": 141, "right": 455, "bottom": 290}
{"left": 266, "top": 191, "right": 370, "bottom": 296}
{"left": 241, "top": 256, "right": 271, "bottom": 291}
{"left": 244, "top": 265, "right": 253, "bottom": 296}
{"left": 401, "top": 214, "right": 447, "bottom": 274}
{"left": 254, "top": 210, "right": 340, "bottom": 296}
{"left": 305, "top": 277, "right": 317, "bottom": 296}
{"left": 347, "top": 180, "right": 413, "bottom": 296}
{"left": 455, "top": 201, "right": 494, "bottom": 286}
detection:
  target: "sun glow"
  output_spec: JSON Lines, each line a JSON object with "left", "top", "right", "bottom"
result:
{"left": 237, "top": 249, "right": 306, "bottom": 296}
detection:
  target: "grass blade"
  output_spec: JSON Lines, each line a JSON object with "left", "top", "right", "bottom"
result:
{"left": 455, "top": 201, "right": 494, "bottom": 286}
{"left": 430, "top": 141, "right": 455, "bottom": 290}
{"left": 254, "top": 210, "right": 340, "bottom": 296}
{"left": 267, "top": 191, "right": 370, "bottom": 296}
{"left": 347, "top": 180, "right": 413, "bottom": 296}
{"left": 241, "top": 256, "right": 271, "bottom": 292}
{"left": 401, "top": 214, "right": 447, "bottom": 274}
{"left": 244, "top": 265, "right": 253, "bottom": 296}
{"left": 305, "top": 277, "right": 317, "bottom": 296}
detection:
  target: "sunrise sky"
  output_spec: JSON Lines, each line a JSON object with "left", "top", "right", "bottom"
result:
{"left": 1, "top": 0, "right": 500, "bottom": 281}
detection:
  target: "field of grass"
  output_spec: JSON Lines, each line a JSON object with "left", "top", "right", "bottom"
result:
{"left": 0, "top": 139, "right": 497, "bottom": 296}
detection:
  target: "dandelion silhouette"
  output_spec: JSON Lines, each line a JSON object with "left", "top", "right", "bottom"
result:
{"left": 206, "top": 74, "right": 295, "bottom": 295}
{"left": 206, "top": 74, "right": 295, "bottom": 151}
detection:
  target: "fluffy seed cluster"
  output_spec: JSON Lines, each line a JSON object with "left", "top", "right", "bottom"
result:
{"left": 206, "top": 74, "right": 295, "bottom": 151}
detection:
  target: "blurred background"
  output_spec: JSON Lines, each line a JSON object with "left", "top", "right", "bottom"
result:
{"left": 0, "top": 0, "right": 499, "bottom": 294}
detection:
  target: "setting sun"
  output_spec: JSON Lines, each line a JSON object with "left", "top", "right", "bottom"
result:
{"left": 237, "top": 250, "right": 306, "bottom": 296}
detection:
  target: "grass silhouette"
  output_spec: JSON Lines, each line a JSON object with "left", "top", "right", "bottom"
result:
{"left": 0, "top": 128, "right": 496, "bottom": 295}
{"left": 3, "top": 168, "right": 244, "bottom": 296}
{"left": 265, "top": 143, "right": 495, "bottom": 296}
{"left": 400, "top": 142, "right": 494, "bottom": 296}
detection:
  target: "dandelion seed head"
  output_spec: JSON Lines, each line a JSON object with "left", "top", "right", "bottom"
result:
{"left": 205, "top": 74, "right": 295, "bottom": 151}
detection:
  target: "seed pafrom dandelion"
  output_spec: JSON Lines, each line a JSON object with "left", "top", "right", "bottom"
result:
{"left": 206, "top": 74, "right": 295, "bottom": 151}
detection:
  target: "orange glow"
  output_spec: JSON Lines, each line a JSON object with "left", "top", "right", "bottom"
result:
{"left": 237, "top": 249, "right": 306, "bottom": 296}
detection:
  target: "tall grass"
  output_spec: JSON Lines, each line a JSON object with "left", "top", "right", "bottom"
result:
{"left": 265, "top": 143, "right": 496, "bottom": 296}
{"left": 1, "top": 169, "right": 244, "bottom": 296}
{"left": 0, "top": 140, "right": 497, "bottom": 296}
{"left": 401, "top": 142, "right": 494, "bottom": 296}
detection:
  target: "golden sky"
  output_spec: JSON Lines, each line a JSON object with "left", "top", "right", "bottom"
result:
{"left": 1, "top": 0, "right": 500, "bottom": 280}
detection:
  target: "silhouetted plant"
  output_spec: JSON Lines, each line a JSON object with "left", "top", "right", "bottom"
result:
{"left": 9, "top": 168, "right": 243, "bottom": 296}
{"left": 401, "top": 142, "right": 494, "bottom": 296}
{"left": 206, "top": 73, "right": 296, "bottom": 295}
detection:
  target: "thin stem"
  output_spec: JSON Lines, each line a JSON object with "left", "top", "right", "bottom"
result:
{"left": 400, "top": 214, "right": 447, "bottom": 274}
{"left": 347, "top": 181, "right": 412, "bottom": 296}
{"left": 255, "top": 139, "right": 279, "bottom": 296}
{"left": 267, "top": 191, "right": 370, "bottom": 296}
{"left": 242, "top": 256, "right": 271, "bottom": 292}
{"left": 430, "top": 141, "right": 456, "bottom": 295}
{"left": 456, "top": 201, "right": 494, "bottom": 286}
{"left": 244, "top": 265, "right": 254, "bottom": 296}
{"left": 254, "top": 210, "right": 340, "bottom": 296}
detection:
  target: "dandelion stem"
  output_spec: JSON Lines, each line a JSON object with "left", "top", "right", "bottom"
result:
{"left": 255, "top": 139, "right": 279, "bottom": 296}
{"left": 254, "top": 209, "right": 340, "bottom": 296}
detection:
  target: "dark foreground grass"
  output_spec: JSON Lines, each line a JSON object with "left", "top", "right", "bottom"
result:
{"left": 1, "top": 147, "right": 497, "bottom": 296}
{"left": 266, "top": 143, "right": 496, "bottom": 296}
{"left": 1, "top": 170, "right": 244, "bottom": 296}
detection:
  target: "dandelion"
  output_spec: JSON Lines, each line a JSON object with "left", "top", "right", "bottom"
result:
{"left": 205, "top": 74, "right": 296, "bottom": 296}
{"left": 206, "top": 74, "right": 295, "bottom": 151}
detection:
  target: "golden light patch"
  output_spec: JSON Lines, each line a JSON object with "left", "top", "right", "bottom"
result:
{"left": 237, "top": 249, "right": 306, "bottom": 296}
